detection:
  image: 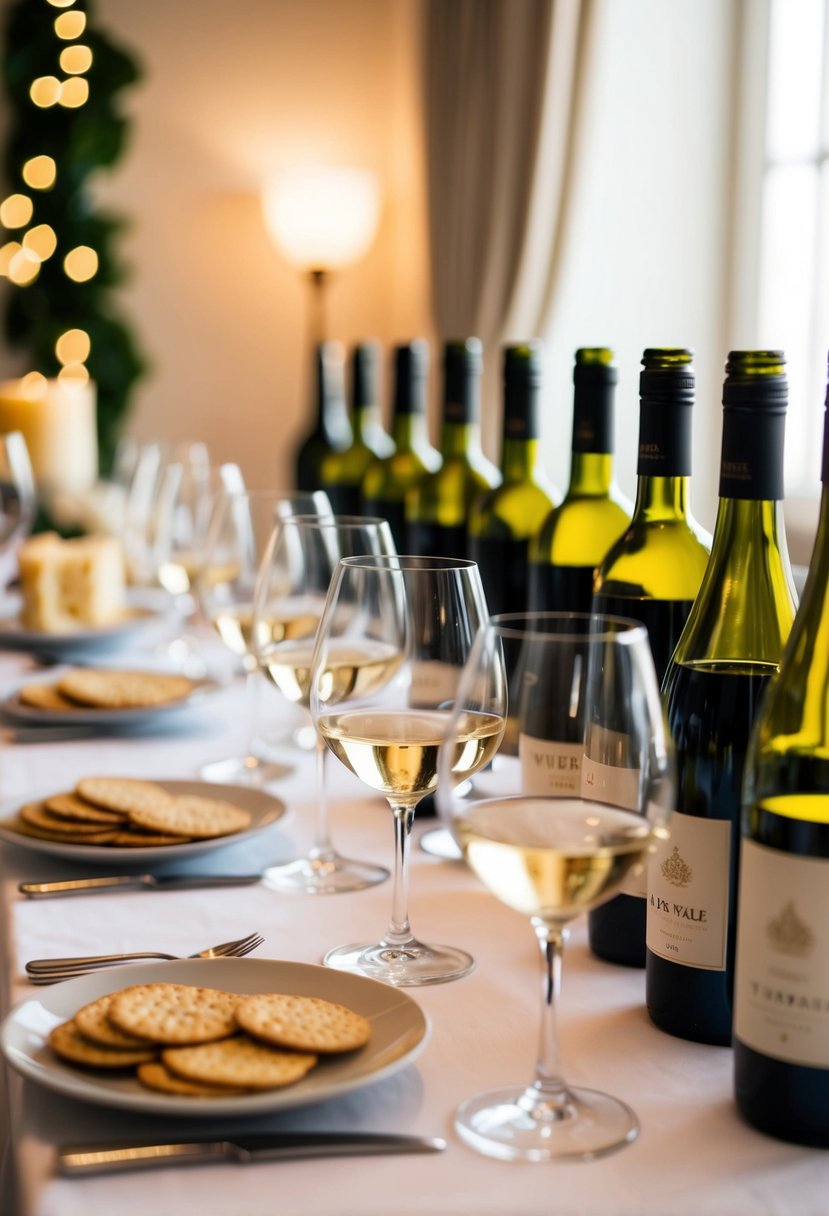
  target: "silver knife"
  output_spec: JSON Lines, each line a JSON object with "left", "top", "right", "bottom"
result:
{"left": 58, "top": 1133, "right": 447, "bottom": 1175}
{"left": 19, "top": 873, "right": 263, "bottom": 898}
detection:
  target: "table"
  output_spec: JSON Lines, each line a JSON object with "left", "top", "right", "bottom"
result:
{"left": 0, "top": 641, "right": 825, "bottom": 1216}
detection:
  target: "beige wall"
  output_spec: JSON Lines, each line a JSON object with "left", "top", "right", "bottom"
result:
{"left": 88, "top": 0, "right": 433, "bottom": 493}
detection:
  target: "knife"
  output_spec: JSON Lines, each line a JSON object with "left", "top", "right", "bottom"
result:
{"left": 58, "top": 1133, "right": 447, "bottom": 1175}
{"left": 19, "top": 873, "right": 263, "bottom": 898}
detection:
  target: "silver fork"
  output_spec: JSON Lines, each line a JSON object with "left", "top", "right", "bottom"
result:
{"left": 25, "top": 931, "right": 264, "bottom": 984}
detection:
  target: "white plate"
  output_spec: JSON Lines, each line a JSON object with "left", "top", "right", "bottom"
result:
{"left": 0, "top": 591, "right": 168, "bottom": 656}
{"left": 1, "top": 675, "right": 217, "bottom": 728}
{"left": 0, "top": 780, "right": 287, "bottom": 865}
{"left": 0, "top": 957, "right": 429, "bottom": 1117}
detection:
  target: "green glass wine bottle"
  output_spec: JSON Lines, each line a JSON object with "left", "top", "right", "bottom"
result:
{"left": 321, "top": 341, "right": 394, "bottom": 514}
{"left": 732, "top": 355, "right": 829, "bottom": 1146}
{"left": 407, "top": 338, "right": 500, "bottom": 559}
{"left": 294, "top": 341, "right": 351, "bottom": 493}
{"left": 467, "top": 342, "right": 559, "bottom": 616}
{"left": 589, "top": 347, "right": 711, "bottom": 968}
{"left": 528, "top": 347, "right": 632, "bottom": 612}
{"left": 361, "top": 341, "right": 440, "bottom": 552}
{"left": 646, "top": 350, "right": 798, "bottom": 1044}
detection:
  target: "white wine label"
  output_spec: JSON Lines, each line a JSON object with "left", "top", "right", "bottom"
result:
{"left": 580, "top": 755, "right": 640, "bottom": 812}
{"left": 408, "top": 660, "right": 460, "bottom": 708}
{"left": 734, "top": 838, "right": 829, "bottom": 1068}
{"left": 646, "top": 811, "right": 730, "bottom": 969}
{"left": 519, "top": 735, "right": 582, "bottom": 796}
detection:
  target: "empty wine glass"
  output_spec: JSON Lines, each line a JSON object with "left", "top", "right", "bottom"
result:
{"left": 438, "top": 612, "right": 673, "bottom": 1162}
{"left": 0, "top": 431, "right": 35, "bottom": 588}
{"left": 196, "top": 489, "right": 330, "bottom": 785}
{"left": 310, "top": 555, "right": 500, "bottom": 983}
{"left": 253, "top": 515, "right": 396, "bottom": 894}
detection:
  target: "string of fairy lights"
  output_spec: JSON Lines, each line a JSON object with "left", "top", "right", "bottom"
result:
{"left": 0, "top": 0, "right": 94, "bottom": 396}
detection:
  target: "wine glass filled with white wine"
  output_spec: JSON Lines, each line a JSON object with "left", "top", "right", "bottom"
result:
{"left": 310, "top": 554, "right": 502, "bottom": 984}
{"left": 438, "top": 612, "right": 673, "bottom": 1162}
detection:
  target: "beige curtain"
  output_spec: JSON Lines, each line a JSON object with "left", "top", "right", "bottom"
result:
{"left": 422, "top": 0, "right": 596, "bottom": 427}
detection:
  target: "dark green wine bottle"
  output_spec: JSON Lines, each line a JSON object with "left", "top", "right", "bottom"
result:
{"left": 294, "top": 341, "right": 351, "bottom": 493}
{"left": 468, "top": 342, "right": 559, "bottom": 616}
{"left": 647, "top": 351, "right": 798, "bottom": 1044}
{"left": 733, "top": 354, "right": 829, "bottom": 1146}
{"left": 589, "top": 348, "right": 711, "bottom": 968}
{"left": 361, "top": 341, "right": 440, "bottom": 552}
{"left": 321, "top": 341, "right": 394, "bottom": 514}
{"left": 407, "top": 338, "right": 500, "bottom": 559}
{"left": 528, "top": 347, "right": 632, "bottom": 613}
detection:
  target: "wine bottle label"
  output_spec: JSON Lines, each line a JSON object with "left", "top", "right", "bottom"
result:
{"left": 580, "top": 754, "right": 647, "bottom": 896}
{"left": 646, "top": 810, "right": 730, "bottom": 968}
{"left": 519, "top": 735, "right": 582, "bottom": 796}
{"left": 734, "top": 838, "right": 829, "bottom": 1068}
{"left": 409, "top": 660, "right": 460, "bottom": 709}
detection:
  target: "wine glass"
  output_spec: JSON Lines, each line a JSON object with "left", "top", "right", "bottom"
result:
{"left": 0, "top": 431, "right": 36, "bottom": 589}
{"left": 253, "top": 516, "right": 396, "bottom": 894}
{"left": 196, "top": 489, "right": 331, "bottom": 785}
{"left": 310, "top": 555, "right": 500, "bottom": 983}
{"left": 438, "top": 611, "right": 673, "bottom": 1162}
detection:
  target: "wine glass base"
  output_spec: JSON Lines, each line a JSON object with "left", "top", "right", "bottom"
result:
{"left": 418, "top": 826, "right": 462, "bottom": 861}
{"left": 263, "top": 855, "right": 390, "bottom": 895}
{"left": 323, "top": 937, "right": 475, "bottom": 986}
{"left": 199, "top": 754, "right": 294, "bottom": 786}
{"left": 454, "top": 1083, "right": 639, "bottom": 1162}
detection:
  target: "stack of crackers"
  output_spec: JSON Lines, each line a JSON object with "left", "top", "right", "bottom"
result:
{"left": 48, "top": 982, "right": 372, "bottom": 1097}
{"left": 17, "top": 669, "right": 200, "bottom": 714}
{"left": 7, "top": 777, "right": 252, "bottom": 849}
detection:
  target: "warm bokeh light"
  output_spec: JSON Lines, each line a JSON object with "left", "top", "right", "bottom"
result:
{"left": 8, "top": 248, "right": 40, "bottom": 286}
{"left": 22, "top": 156, "right": 57, "bottom": 190}
{"left": 23, "top": 225, "right": 58, "bottom": 262}
{"left": 46, "top": 0, "right": 76, "bottom": 8}
{"left": 0, "top": 194, "right": 33, "bottom": 229}
{"left": 59, "top": 45, "right": 92, "bottom": 74}
{"left": 20, "top": 371, "right": 49, "bottom": 396}
{"left": 63, "top": 245, "right": 98, "bottom": 281}
{"left": 56, "top": 328, "right": 91, "bottom": 365}
{"left": 0, "top": 242, "right": 22, "bottom": 276}
{"left": 59, "top": 77, "right": 90, "bottom": 108}
{"left": 54, "top": 11, "right": 86, "bottom": 38}
{"left": 30, "top": 76, "right": 62, "bottom": 107}
{"left": 262, "top": 167, "right": 382, "bottom": 271}
{"left": 58, "top": 362, "right": 90, "bottom": 387}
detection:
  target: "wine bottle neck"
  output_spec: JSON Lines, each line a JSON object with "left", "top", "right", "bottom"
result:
{"left": 501, "top": 436, "right": 542, "bottom": 482}
{"left": 391, "top": 411, "right": 431, "bottom": 452}
{"left": 567, "top": 452, "right": 615, "bottom": 497}
{"left": 352, "top": 404, "right": 383, "bottom": 444}
{"left": 631, "top": 475, "right": 693, "bottom": 522}
{"left": 439, "top": 421, "right": 482, "bottom": 459}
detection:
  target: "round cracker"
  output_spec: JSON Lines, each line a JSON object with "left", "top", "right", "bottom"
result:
{"left": 108, "top": 982, "right": 239, "bottom": 1045}
{"left": 235, "top": 992, "right": 372, "bottom": 1054}
{"left": 5, "top": 815, "right": 119, "bottom": 845}
{"left": 162, "top": 1035, "right": 317, "bottom": 1090}
{"left": 136, "top": 1060, "right": 250, "bottom": 1097}
{"left": 74, "top": 994, "right": 154, "bottom": 1049}
{"left": 58, "top": 669, "right": 196, "bottom": 709}
{"left": 74, "top": 778, "right": 176, "bottom": 817}
{"left": 48, "top": 1020, "right": 157, "bottom": 1069}
{"left": 17, "top": 682, "right": 76, "bottom": 711}
{"left": 19, "top": 801, "right": 123, "bottom": 836}
{"left": 44, "top": 793, "right": 127, "bottom": 825}
{"left": 127, "top": 794, "right": 250, "bottom": 840}
{"left": 107, "top": 830, "right": 192, "bottom": 847}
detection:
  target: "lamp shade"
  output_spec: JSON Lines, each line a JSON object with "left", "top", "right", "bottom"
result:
{"left": 262, "top": 166, "right": 381, "bottom": 272}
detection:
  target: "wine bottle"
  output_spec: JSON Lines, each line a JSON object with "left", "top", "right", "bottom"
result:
{"left": 468, "top": 342, "right": 559, "bottom": 617}
{"left": 589, "top": 348, "right": 711, "bottom": 967}
{"left": 646, "top": 350, "right": 798, "bottom": 1044}
{"left": 407, "top": 339, "right": 500, "bottom": 559}
{"left": 361, "top": 341, "right": 440, "bottom": 551}
{"left": 294, "top": 341, "right": 351, "bottom": 493}
{"left": 321, "top": 341, "right": 394, "bottom": 514}
{"left": 732, "top": 357, "right": 829, "bottom": 1146}
{"left": 528, "top": 347, "right": 632, "bottom": 613}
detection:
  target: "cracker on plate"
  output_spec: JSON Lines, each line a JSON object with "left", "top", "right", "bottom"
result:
{"left": 235, "top": 992, "right": 372, "bottom": 1054}
{"left": 108, "top": 983, "right": 240, "bottom": 1045}
{"left": 48, "top": 1020, "right": 157, "bottom": 1070}
{"left": 162, "top": 1035, "right": 318, "bottom": 1090}
{"left": 127, "top": 794, "right": 251, "bottom": 840}
{"left": 74, "top": 994, "right": 155, "bottom": 1050}
{"left": 74, "top": 778, "right": 177, "bottom": 818}
{"left": 17, "top": 683, "right": 76, "bottom": 711}
{"left": 136, "top": 1060, "right": 250, "bottom": 1097}
{"left": 58, "top": 669, "right": 197, "bottom": 709}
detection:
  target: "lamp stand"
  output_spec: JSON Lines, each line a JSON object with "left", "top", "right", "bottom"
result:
{"left": 308, "top": 267, "right": 329, "bottom": 347}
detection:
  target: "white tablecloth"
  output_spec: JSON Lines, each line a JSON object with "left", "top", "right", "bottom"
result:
{"left": 0, "top": 639, "right": 826, "bottom": 1216}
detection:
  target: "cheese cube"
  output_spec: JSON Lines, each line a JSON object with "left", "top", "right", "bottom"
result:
{"left": 18, "top": 532, "right": 126, "bottom": 632}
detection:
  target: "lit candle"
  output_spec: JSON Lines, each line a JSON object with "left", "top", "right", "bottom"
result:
{"left": 0, "top": 373, "right": 97, "bottom": 497}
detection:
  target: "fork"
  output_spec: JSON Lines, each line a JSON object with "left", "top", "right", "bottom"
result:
{"left": 25, "top": 931, "right": 264, "bottom": 984}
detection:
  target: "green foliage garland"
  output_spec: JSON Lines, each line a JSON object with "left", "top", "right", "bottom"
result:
{"left": 1, "top": 0, "right": 146, "bottom": 475}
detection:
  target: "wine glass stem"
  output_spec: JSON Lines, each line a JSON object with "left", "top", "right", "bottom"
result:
{"left": 243, "top": 667, "right": 260, "bottom": 757}
{"left": 382, "top": 802, "right": 416, "bottom": 947}
{"left": 530, "top": 921, "right": 571, "bottom": 1108}
{"left": 309, "top": 736, "right": 336, "bottom": 862}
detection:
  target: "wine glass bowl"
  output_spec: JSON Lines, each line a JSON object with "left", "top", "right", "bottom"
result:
{"left": 438, "top": 611, "right": 672, "bottom": 1161}
{"left": 0, "top": 431, "right": 35, "bottom": 588}
{"left": 310, "top": 554, "right": 499, "bottom": 984}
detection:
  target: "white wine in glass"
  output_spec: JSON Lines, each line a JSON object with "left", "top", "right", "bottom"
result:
{"left": 253, "top": 515, "right": 396, "bottom": 895}
{"left": 438, "top": 612, "right": 673, "bottom": 1162}
{"left": 311, "top": 554, "right": 498, "bottom": 985}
